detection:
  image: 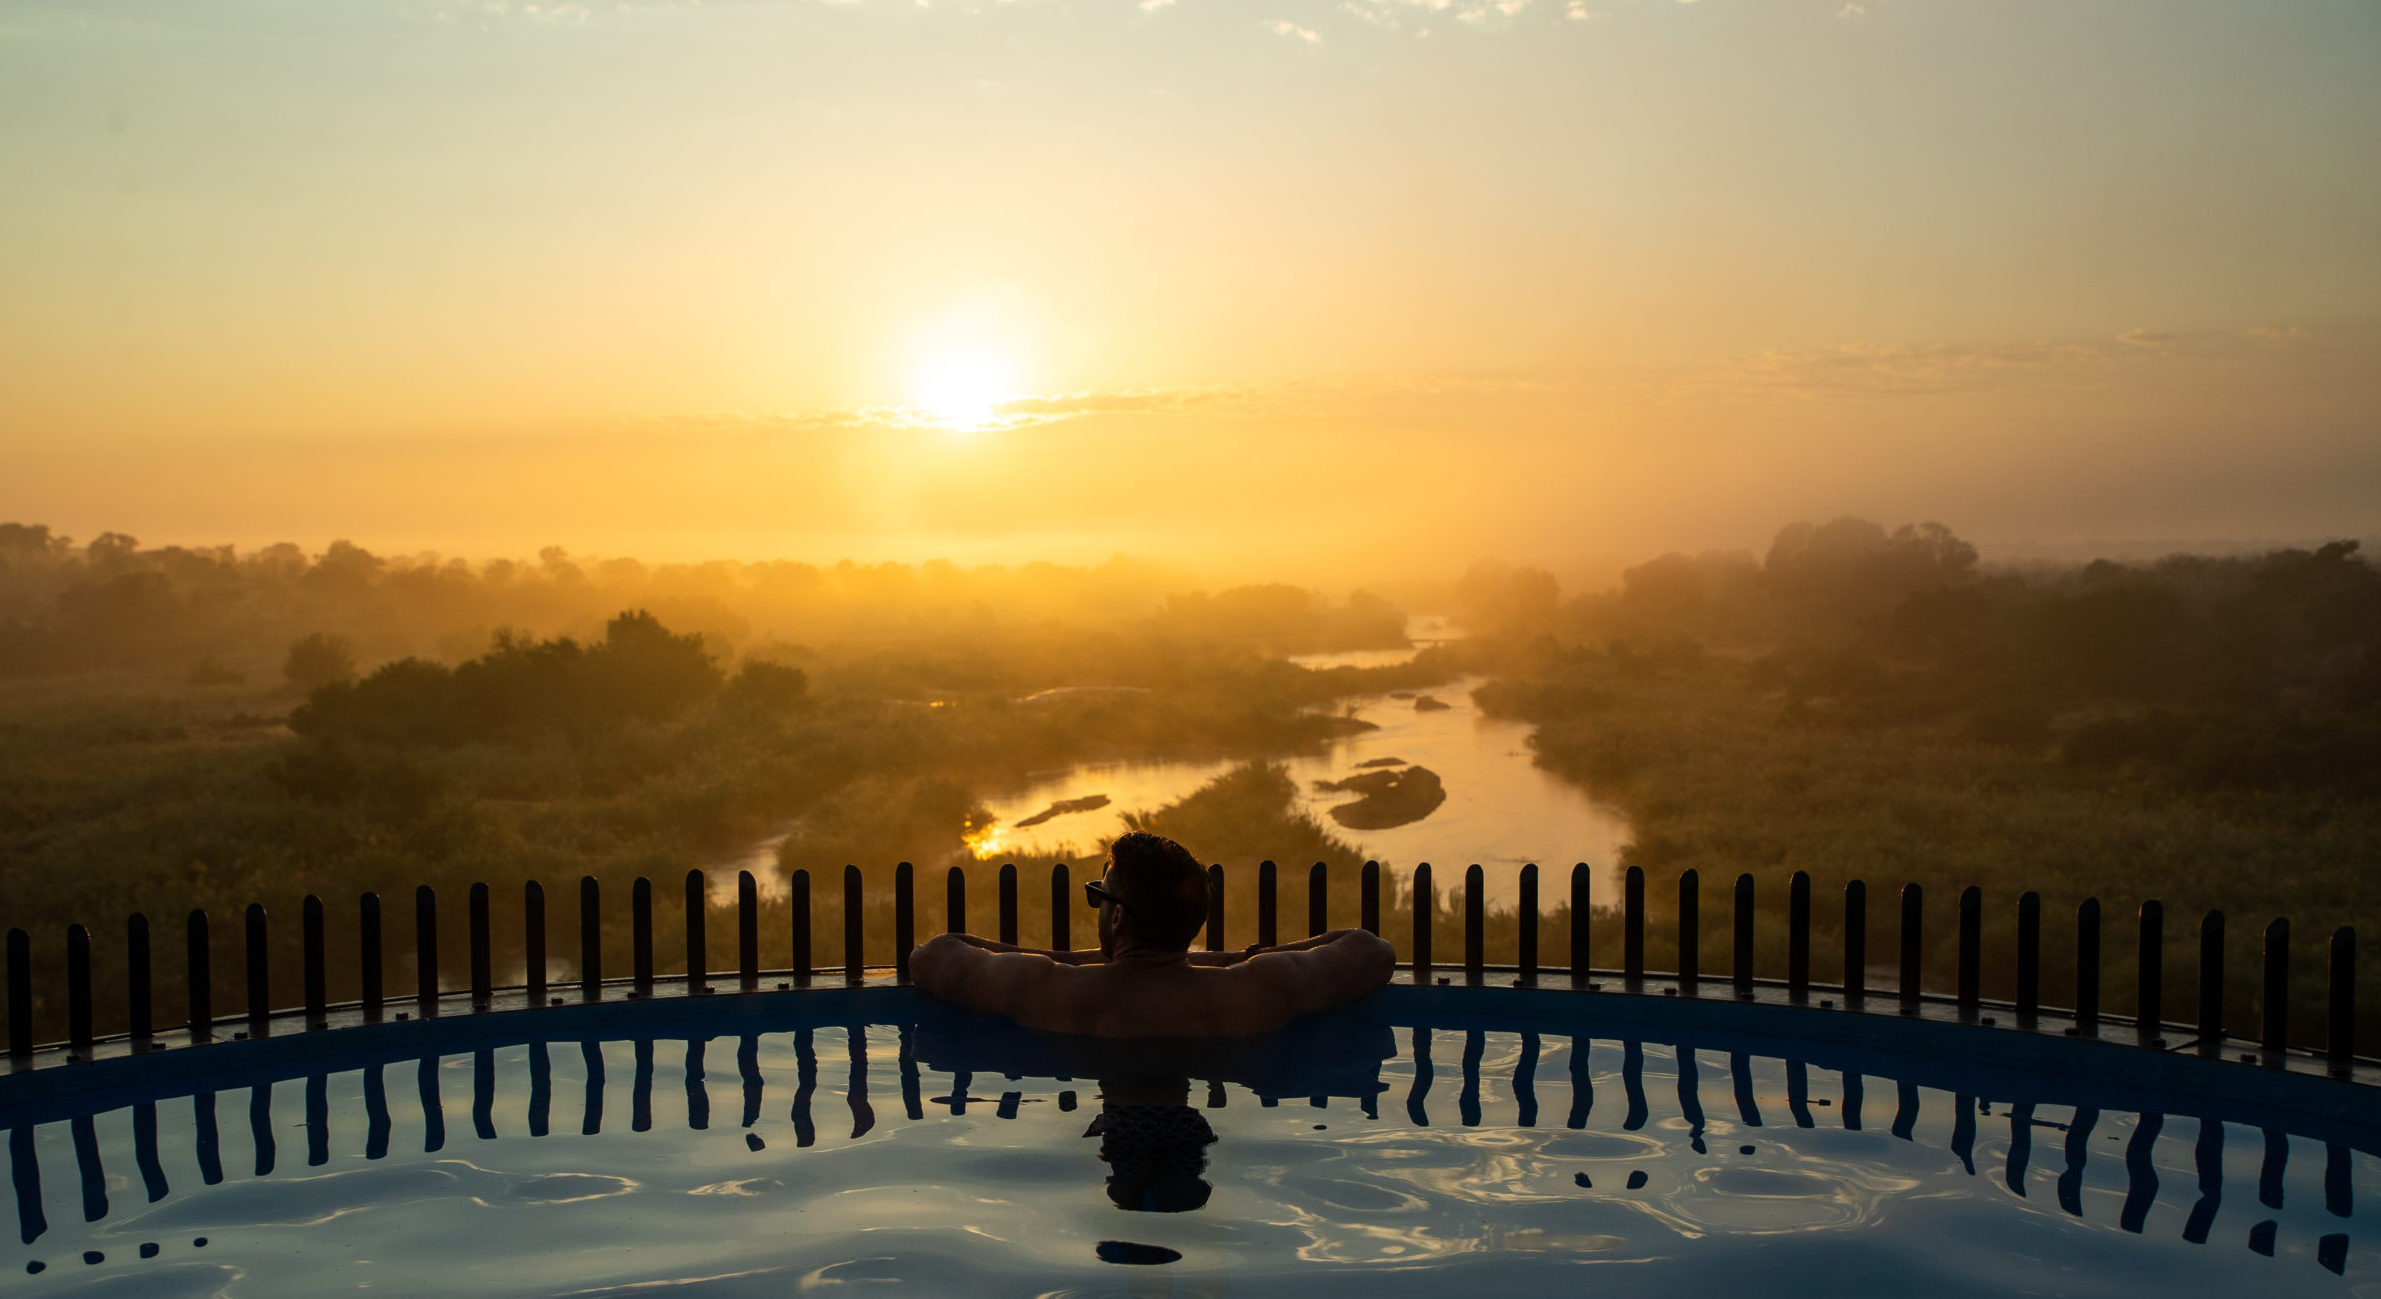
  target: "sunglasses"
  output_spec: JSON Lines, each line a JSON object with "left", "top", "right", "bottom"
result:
{"left": 1083, "top": 871, "right": 1129, "bottom": 914}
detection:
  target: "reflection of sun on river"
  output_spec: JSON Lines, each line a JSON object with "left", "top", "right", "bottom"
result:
{"left": 713, "top": 625, "right": 1635, "bottom": 912}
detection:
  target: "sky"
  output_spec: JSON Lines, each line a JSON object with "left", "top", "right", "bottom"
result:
{"left": 2, "top": 0, "right": 2376, "bottom": 581}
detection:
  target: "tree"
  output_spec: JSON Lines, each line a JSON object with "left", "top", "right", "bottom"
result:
{"left": 285, "top": 632, "right": 359, "bottom": 691}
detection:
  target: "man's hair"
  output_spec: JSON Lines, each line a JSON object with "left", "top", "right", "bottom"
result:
{"left": 1107, "top": 832, "right": 1208, "bottom": 951}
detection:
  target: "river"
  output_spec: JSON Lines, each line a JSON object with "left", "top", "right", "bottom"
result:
{"left": 710, "top": 621, "right": 1634, "bottom": 912}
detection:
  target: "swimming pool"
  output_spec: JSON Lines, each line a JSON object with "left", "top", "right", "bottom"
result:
{"left": 3, "top": 983, "right": 2373, "bottom": 1296}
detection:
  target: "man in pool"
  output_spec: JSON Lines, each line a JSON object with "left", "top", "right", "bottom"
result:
{"left": 911, "top": 831, "right": 1396, "bottom": 1037}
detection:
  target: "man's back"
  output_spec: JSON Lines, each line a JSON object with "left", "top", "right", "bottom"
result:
{"left": 912, "top": 929, "right": 1395, "bottom": 1037}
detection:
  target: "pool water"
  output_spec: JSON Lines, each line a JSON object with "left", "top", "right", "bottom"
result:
{"left": 4, "top": 991, "right": 2373, "bottom": 1297}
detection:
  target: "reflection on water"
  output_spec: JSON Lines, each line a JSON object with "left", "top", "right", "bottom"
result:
{"left": 971, "top": 674, "right": 1634, "bottom": 908}
{"left": 4, "top": 1001, "right": 2371, "bottom": 1295}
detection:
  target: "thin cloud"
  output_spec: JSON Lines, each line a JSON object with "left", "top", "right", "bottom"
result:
{"left": 1267, "top": 17, "right": 1323, "bottom": 41}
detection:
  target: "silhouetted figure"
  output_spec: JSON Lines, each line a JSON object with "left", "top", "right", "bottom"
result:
{"left": 1086, "top": 1077, "right": 1214, "bottom": 1213}
{"left": 912, "top": 832, "right": 1393, "bottom": 1036}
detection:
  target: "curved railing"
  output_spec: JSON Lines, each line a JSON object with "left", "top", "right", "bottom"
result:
{"left": 2, "top": 861, "right": 2369, "bottom": 1090}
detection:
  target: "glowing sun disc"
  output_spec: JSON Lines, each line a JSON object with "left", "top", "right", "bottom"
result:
{"left": 913, "top": 351, "right": 1014, "bottom": 431}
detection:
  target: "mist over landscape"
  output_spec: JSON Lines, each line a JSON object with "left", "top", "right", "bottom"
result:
{"left": 2, "top": 0, "right": 2378, "bottom": 1144}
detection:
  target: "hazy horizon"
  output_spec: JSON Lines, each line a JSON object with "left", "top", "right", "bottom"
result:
{"left": 5, "top": 0, "right": 2377, "bottom": 578}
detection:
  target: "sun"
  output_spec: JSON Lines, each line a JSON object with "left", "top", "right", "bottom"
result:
{"left": 912, "top": 349, "right": 1016, "bottom": 432}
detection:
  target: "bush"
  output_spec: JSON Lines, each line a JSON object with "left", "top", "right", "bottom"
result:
{"left": 284, "top": 632, "right": 358, "bottom": 691}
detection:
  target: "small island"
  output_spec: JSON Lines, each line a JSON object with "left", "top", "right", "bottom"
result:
{"left": 1318, "top": 765, "right": 1447, "bottom": 830}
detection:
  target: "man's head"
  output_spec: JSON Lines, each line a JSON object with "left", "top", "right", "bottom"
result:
{"left": 1095, "top": 832, "right": 1208, "bottom": 957}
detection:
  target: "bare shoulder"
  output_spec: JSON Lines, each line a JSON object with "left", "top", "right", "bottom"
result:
{"left": 1219, "top": 929, "right": 1396, "bottom": 1024}
{"left": 912, "top": 933, "right": 1069, "bottom": 1020}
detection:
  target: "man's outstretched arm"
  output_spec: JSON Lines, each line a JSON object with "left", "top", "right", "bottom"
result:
{"left": 1233, "top": 928, "right": 1396, "bottom": 1020}
{"left": 910, "top": 932, "right": 1067, "bottom": 1017}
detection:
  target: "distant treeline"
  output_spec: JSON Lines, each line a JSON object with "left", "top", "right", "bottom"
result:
{"left": 1481, "top": 519, "right": 2381, "bottom": 795}
{"left": 0, "top": 522, "right": 1408, "bottom": 681}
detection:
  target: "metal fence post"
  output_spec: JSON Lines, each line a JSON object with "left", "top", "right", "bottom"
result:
{"left": 1788, "top": 871, "right": 1810, "bottom": 1001}
{"left": 947, "top": 866, "right": 967, "bottom": 937}
{"left": 2137, "top": 900, "right": 2164, "bottom": 1043}
{"left": 415, "top": 886, "right": 439, "bottom": 1017}
{"left": 1518, "top": 864, "right": 1539, "bottom": 984}
{"left": 187, "top": 909, "right": 213, "bottom": 1043}
{"left": 67, "top": 924, "right": 94, "bottom": 1060}
{"left": 1733, "top": 873, "right": 1755, "bottom": 999}
{"left": 2076, "top": 898, "right": 2101, "bottom": 1036}
{"left": 303, "top": 895, "right": 326, "bottom": 1028}
{"left": 1464, "top": 864, "right": 1484, "bottom": 981}
{"left": 684, "top": 870, "right": 708, "bottom": 995}
{"left": 737, "top": 871, "right": 758, "bottom": 990}
{"left": 361, "top": 892, "right": 383, "bottom": 1022}
{"left": 790, "top": 869, "right": 812, "bottom": 986}
{"left": 1207, "top": 865, "right": 1226, "bottom": 952}
{"left": 245, "top": 903, "right": 270, "bottom": 1036}
{"left": 1412, "top": 863, "right": 1434, "bottom": 981}
{"left": 999, "top": 864, "right": 1019, "bottom": 946}
{"left": 2329, "top": 927, "right": 2355, "bottom": 1076}
{"left": 1361, "top": 861, "right": 1381, "bottom": 936}
{"left": 128, "top": 912, "right": 153, "bottom": 1050}
{"left": 1957, "top": 886, "right": 1981, "bottom": 1018}
{"left": 1310, "top": 862, "right": 1328, "bottom": 939}
{"left": 894, "top": 863, "right": 915, "bottom": 983}
{"left": 526, "top": 881, "right": 548, "bottom": 1006}
{"left": 2262, "top": 918, "right": 2290, "bottom": 1060}
{"left": 1624, "top": 867, "right": 1645, "bottom": 986}
{"left": 5, "top": 928, "right": 28, "bottom": 1060}
{"left": 1050, "top": 862, "right": 1070, "bottom": 954}
{"left": 470, "top": 882, "right": 493, "bottom": 1010}
{"left": 2197, "top": 909, "right": 2224, "bottom": 1055}
{"left": 1569, "top": 863, "right": 1589, "bottom": 981}
{"left": 1899, "top": 884, "right": 1923, "bottom": 1015}
{"left": 631, "top": 878, "right": 653, "bottom": 999}
{"left": 2016, "top": 891, "right": 2040, "bottom": 1024}
{"left": 1844, "top": 880, "right": 1867, "bottom": 1003}
{"left": 1258, "top": 861, "right": 1278, "bottom": 950}
{"left": 578, "top": 877, "right": 600, "bottom": 1001}
{"left": 1678, "top": 870, "right": 1699, "bottom": 995}
{"left": 843, "top": 865, "right": 863, "bottom": 984}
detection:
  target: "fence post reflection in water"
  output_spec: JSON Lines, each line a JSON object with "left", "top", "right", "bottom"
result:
{"left": 365, "top": 1064, "right": 391, "bottom": 1158}
{"left": 307, "top": 1073, "right": 329, "bottom": 1167}
{"left": 1566, "top": 1036, "right": 1591, "bottom": 1129}
{"left": 846, "top": 1026, "right": 874, "bottom": 1139}
{"left": 1515, "top": 1031, "right": 1539, "bottom": 1126}
{"left": 1951, "top": 1092, "right": 1976, "bottom": 1174}
{"left": 632, "top": 1040, "right": 654, "bottom": 1133}
{"left": 1731, "top": 1052, "right": 1762, "bottom": 1129}
{"left": 134, "top": 1102, "right": 166, "bottom": 1202}
{"left": 737, "top": 1036, "right": 760, "bottom": 1130}
{"left": 531, "top": 1042, "right": 552, "bottom": 1138}
{"left": 580, "top": 1041, "right": 604, "bottom": 1136}
{"left": 1676, "top": 1046, "right": 1707, "bottom": 1154}
{"left": 1458, "top": 1029, "right": 1484, "bottom": 1126}
{"left": 793, "top": 1027, "right": 818, "bottom": 1145}
{"left": 1621, "top": 1040, "right": 1647, "bottom": 1131}
{"left": 475, "top": 1049, "right": 499, "bottom": 1140}
{"left": 419, "top": 1057, "right": 445, "bottom": 1152}
{"left": 684, "top": 1041, "right": 706, "bottom": 1132}
{"left": 1406, "top": 1027, "right": 1432, "bottom": 1126}
{"left": 899, "top": 1024, "right": 924, "bottom": 1121}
